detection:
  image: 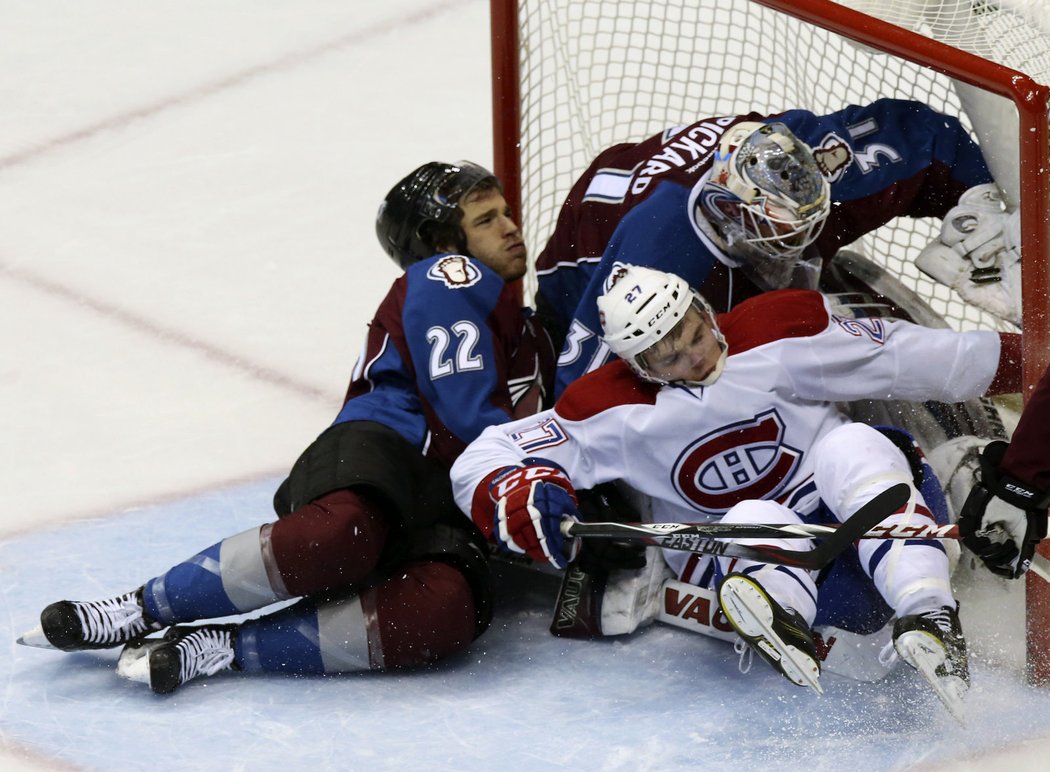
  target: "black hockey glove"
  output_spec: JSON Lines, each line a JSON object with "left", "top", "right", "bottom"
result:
{"left": 574, "top": 539, "right": 647, "bottom": 574}
{"left": 574, "top": 484, "right": 647, "bottom": 573}
{"left": 958, "top": 441, "right": 1050, "bottom": 579}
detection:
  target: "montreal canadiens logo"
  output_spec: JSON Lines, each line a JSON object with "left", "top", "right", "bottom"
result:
{"left": 671, "top": 409, "right": 802, "bottom": 514}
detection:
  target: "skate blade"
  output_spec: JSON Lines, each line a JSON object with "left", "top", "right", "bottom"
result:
{"left": 720, "top": 578, "right": 823, "bottom": 694}
{"left": 116, "top": 639, "right": 167, "bottom": 683}
{"left": 16, "top": 625, "right": 57, "bottom": 650}
{"left": 895, "top": 632, "right": 967, "bottom": 725}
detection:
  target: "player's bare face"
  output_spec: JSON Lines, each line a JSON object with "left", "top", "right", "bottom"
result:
{"left": 639, "top": 306, "right": 722, "bottom": 383}
{"left": 459, "top": 189, "right": 528, "bottom": 281}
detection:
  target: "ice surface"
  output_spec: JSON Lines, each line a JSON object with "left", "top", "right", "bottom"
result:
{"left": 5, "top": 479, "right": 1050, "bottom": 771}
{"left": 4, "top": 1, "right": 1050, "bottom": 770}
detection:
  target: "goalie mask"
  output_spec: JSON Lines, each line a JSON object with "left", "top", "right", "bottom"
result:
{"left": 597, "top": 264, "right": 727, "bottom": 387}
{"left": 698, "top": 121, "right": 830, "bottom": 267}
{"left": 376, "top": 160, "right": 500, "bottom": 269}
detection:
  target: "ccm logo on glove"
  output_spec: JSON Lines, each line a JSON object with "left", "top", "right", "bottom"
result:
{"left": 488, "top": 461, "right": 581, "bottom": 569}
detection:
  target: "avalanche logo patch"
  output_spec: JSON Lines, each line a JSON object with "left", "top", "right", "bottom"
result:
{"left": 603, "top": 261, "right": 631, "bottom": 293}
{"left": 671, "top": 409, "right": 802, "bottom": 515}
{"left": 427, "top": 255, "right": 482, "bottom": 288}
{"left": 812, "top": 132, "right": 852, "bottom": 182}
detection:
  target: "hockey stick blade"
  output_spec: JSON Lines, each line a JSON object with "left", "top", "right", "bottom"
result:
{"left": 562, "top": 483, "right": 912, "bottom": 570}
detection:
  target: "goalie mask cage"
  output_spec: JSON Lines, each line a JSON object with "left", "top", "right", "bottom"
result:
{"left": 489, "top": 0, "right": 1050, "bottom": 682}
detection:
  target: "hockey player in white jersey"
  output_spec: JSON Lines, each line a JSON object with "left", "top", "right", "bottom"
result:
{"left": 450, "top": 264, "right": 1024, "bottom": 720}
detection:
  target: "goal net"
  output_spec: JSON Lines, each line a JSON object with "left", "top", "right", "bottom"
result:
{"left": 490, "top": 0, "right": 1050, "bottom": 678}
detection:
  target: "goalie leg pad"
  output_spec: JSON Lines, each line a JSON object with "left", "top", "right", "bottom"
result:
{"left": 926, "top": 435, "right": 987, "bottom": 522}
{"left": 657, "top": 578, "right": 897, "bottom": 682}
{"left": 550, "top": 482, "right": 662, "bottom": 638}
{"left": 550, "top": 546, "right": 672, "bottom": 638}
{"left": 597, "top": 547, "right": 674, "bottom": 636}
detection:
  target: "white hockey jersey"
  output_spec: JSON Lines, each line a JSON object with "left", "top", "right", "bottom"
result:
{"left": 451, "top": 289, "right": 1007, "bottom": 569}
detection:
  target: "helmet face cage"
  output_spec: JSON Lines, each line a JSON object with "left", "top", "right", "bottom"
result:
{"left": 375, "top": 161, "right": 499, "bottom": 269}
{"left": 703, "top": 122, "right": 830, "bottom": 262}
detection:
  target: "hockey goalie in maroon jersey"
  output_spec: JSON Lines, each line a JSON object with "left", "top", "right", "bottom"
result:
{"left": 536, "top": 99, "right": 1022, "bottom": 396}
{"left": 451, "top": 264, "right": 1027, "bottom": 721}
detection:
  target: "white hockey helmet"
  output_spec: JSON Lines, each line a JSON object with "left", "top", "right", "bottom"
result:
{"left": 698, "top": 121, "right": 830, "bottom": 263}
{"left": 597, "top": 263, "right": 726, "bottom": 385}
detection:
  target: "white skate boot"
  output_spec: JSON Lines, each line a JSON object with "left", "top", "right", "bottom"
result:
{"left": 718, "top": 572, "right": 822, "bottom": 693}
{"left": 119, "top": 624, "right": 239, "bottom": 694}
{"left": 893, "top": 605, "right": 969, "bottom": 723}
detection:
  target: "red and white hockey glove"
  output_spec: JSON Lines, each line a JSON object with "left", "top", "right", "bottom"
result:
{"left": 489, "top": 461, "right": 581, "bottom": 569}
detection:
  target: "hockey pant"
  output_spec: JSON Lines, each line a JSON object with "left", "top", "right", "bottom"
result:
{"left": 679, "top": 422, "right": 955, "bottom": 633}
{"left": 139, "top": 488, "right": 478, "bottom": 673}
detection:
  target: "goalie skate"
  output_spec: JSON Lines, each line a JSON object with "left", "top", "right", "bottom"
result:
{"left": 892, "top": 606, "right": 969, "bottom": 724}
{"left": 717, "top": 573, "right": 822, "bottom": 693}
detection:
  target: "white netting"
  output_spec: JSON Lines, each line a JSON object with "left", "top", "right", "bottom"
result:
{"left": 512, "top": 0, "right": 1050, "bottom": 331}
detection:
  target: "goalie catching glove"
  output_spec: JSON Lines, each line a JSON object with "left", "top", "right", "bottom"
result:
{"left": 488, "top": 460, "right": 581, "bottom": 569}
{"left": 958, "top": 440, "right": 1049, "bottom": 579}
{"left": 915, "top": 183, "right": 1022, "bottom": 327}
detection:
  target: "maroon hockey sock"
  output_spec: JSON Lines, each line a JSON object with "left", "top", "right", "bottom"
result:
{"left": 268, "top": 489, "right": 391, "bottom": 597}
{"left": 364, "top": 560, "right": 477, "bottom": 668}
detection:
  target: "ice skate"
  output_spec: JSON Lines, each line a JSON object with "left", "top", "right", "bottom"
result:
{"left": 115, "top": 636, "right": 168, "bottom": 684}
{"left": 718, "top": 572, "right": 822, "bottom": 693}
{"left": 893, "top": 605, "right": 969, "bottom": 723}
{"left": 122, "top": 624, "right": 239, "bottom": 695}
{"left": 18, "top": 589, "right": 163, "bottom": 651}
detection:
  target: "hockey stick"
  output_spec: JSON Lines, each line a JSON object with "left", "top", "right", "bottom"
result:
{"left": 567, "top": 517, "right": 959, "bottom": 542}
{"left": 560, "top": 482, "right": 911, "bottom": 570}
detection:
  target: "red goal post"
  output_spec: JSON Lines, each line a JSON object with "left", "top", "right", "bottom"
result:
{"left": 490, "top": 0, "right": 1050, "bottom": 681}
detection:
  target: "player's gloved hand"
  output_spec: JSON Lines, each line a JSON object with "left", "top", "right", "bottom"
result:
{"left": 574, "top": 484, "right": 646, "bottom": 572}
{"left": 914, "top": 183, "right": 1022, "bottom": 327}
{"left": 958, "top": 440, "right": 1049, "bottom": 579}
{"left": 490, "top": 460, "right": 582, "bottom": 569}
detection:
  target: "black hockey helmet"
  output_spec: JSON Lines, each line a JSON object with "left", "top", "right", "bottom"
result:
{"left": 375, "top": 160, "right": 500, "bottom": 269}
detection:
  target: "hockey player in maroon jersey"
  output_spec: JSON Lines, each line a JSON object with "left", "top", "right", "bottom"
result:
{"left": 451, "top": 264, "right": 1023, "bottom": 720}
{"left": 18, "top": 161, "right": 555, "bottom": 694}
